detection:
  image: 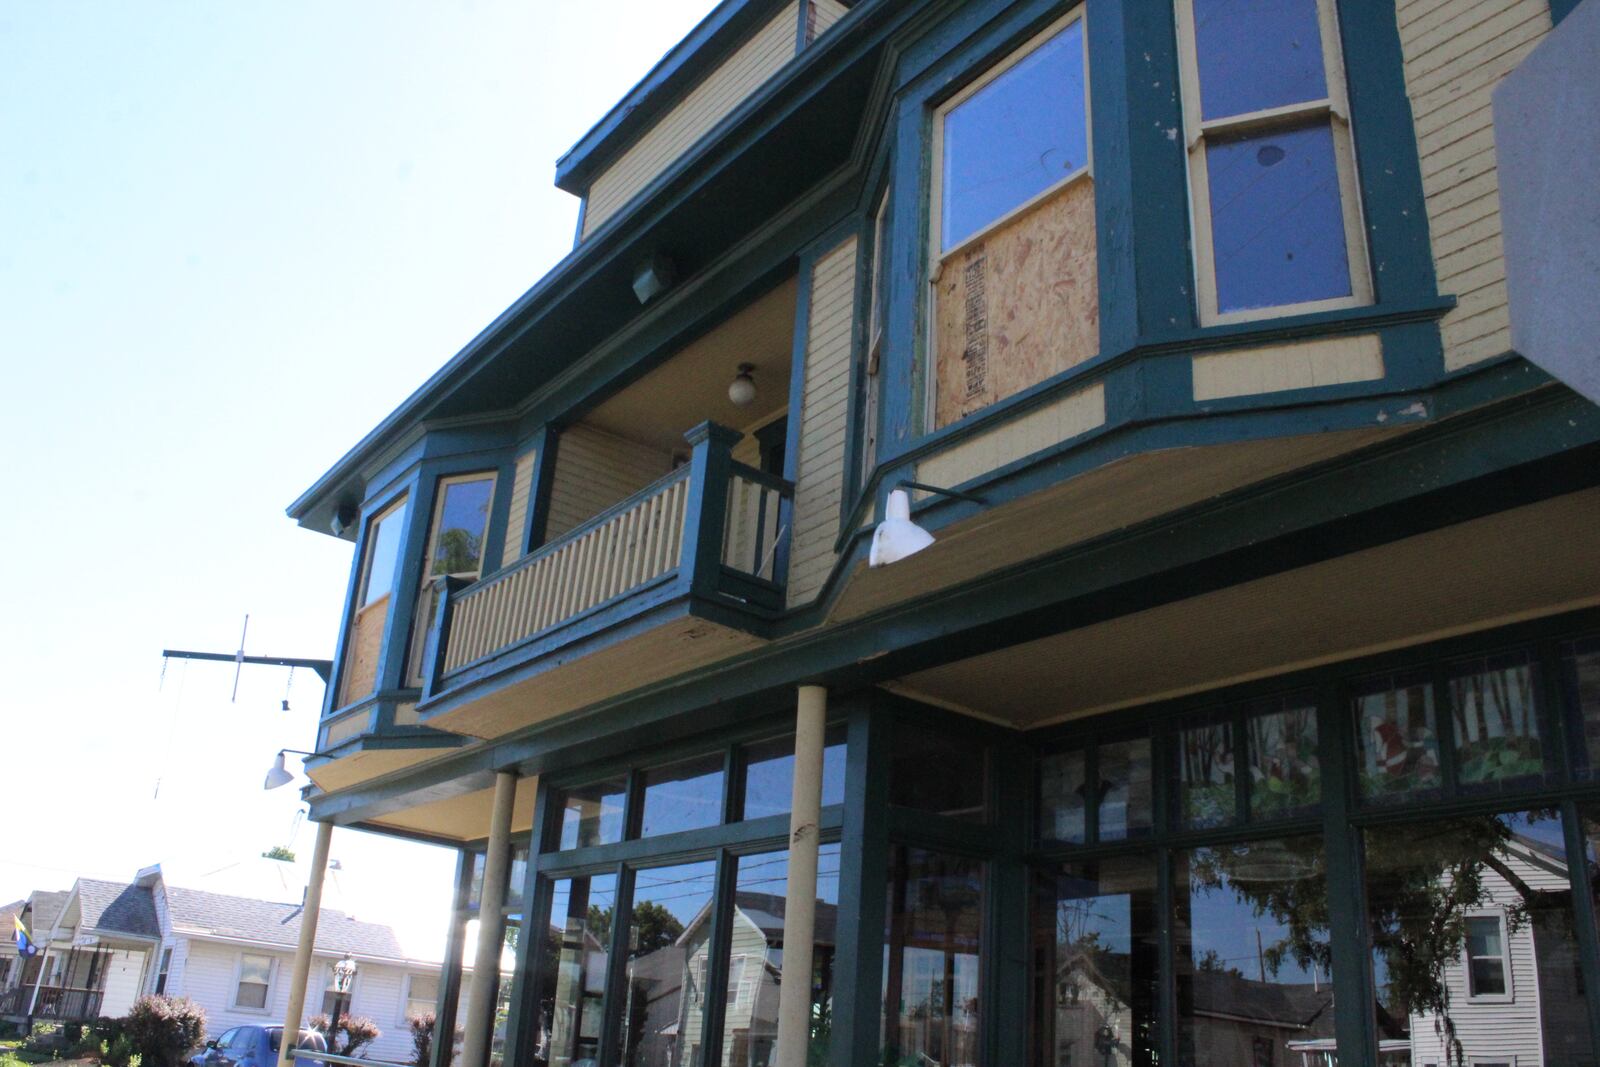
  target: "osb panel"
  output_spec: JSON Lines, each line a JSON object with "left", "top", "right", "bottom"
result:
{"left": 897, "top": 488, "right": 1600, "bottom": 726}
{"left": 368, "top": 774, "right": 540, "bottom": 841}
{"left": 1191, "top": 334, "right": 1384, "bottom": 402}
{"left": 827, "top": 424, "right": 1406, "bottom": 624}
{"left": 933, "top": 179, "right": 1099, "bottom": 429}
{"left": 306, "top": 747, "right": 439, "bottom": 794}
{"left": 338, "top": 596, "right": 388, "bottom": 707}
{"left": 427, "top": 617, "right": 766, "bottom": 741}
{"left": 916, "top": 383, "right": 1105, "bottom": 494}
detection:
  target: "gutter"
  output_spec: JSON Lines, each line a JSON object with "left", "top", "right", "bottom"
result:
{"left": 171, "top": 928, "right": 445, "bottom": 971}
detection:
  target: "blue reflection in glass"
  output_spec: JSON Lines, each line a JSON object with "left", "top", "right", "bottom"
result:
{"left": 1207, "top": 122, "right": 1350, "bottom": 312}
{"left": 430, "top": 477, "right": 493, "bottom": 576}
{"left": 941, "top": 21, "right": 1086, "bottom": 251}
{"left": 1194, "top": 0, "right": 1327, "bottom": 120}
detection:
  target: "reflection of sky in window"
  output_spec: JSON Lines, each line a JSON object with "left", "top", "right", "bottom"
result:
{"left": 1193, "top": 0, "right": 1326, "bottom": 120}
{"left": 941, "top": 21, "right": 1086, "bottom": 251}
{"left": 640, "top": 755, "right": 725, "bottom": 838}
{"left": 733, "top": 845, "right": 842, "bottom": 904}
{"left": 742, "top": 736, "right": 847, "bottom": 820}
{"left": 632, "top": 860, "right": 719, "bottom": 925}
{"left": 1055, "top": 890, "right": 1132, "bottom": 956}
{"left": 431, "top": 477, "right": 492, "bottom": 574}
{"left": 362, "top": 502, "right": 407, "bottom": 604}
{"left": 1187, "top": 845, "right": 1326, "bottom": 984}
{"left": 558, "top": 779, "right": 628, "bottom": 850}
{"left": 1207, "top": 122, "right": 1349, "bottom": 312}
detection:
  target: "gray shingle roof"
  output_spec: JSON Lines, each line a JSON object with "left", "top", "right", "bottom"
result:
{"left": 27, "top": 891, "right": 69, "bottom": 937}
{"left": 77, "top": 879, "right": 161, "bottom": 939}
{"left": 164, "top": 885, "right": 407, "bottom": 961}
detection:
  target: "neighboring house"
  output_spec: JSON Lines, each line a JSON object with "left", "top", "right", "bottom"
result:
{"left": 3, "top": 866, "right": 442, "bottom": 1064}
{"left": 276, "top": 1, "right": 1600, "bottom": 1066}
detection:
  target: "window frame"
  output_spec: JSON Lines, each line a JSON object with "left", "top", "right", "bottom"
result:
{"left": 154, "top": 946, "right": 172, "bottom": 995}
{"left": 1462, "top": 909, "right": 1515, "bottom": 1002}
{"left": 402, "top": 972, "right": 440, "bottom": 1022}
{"left": 355, "top": 494, "right": 410, "bottom": 612}
{"left": 230, "top": 952, "right": 276, "bottom": 1014}
{"left": 406, "top": 470, "right": 499, "bottom": 685}
{"left": 1173, "top": 0, "right": 1372, "bottom": 325}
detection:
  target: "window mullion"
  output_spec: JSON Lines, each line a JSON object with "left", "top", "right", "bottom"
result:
{"left": 700, "top": 849, "right": 737, "bottom": 1067}
{"left": 595, "top": 862, "right": 634, "bottom": 1067}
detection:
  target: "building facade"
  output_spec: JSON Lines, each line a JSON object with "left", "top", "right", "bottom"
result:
{"left": 284, "top": 1, "right": 1600, "bottom": 1065}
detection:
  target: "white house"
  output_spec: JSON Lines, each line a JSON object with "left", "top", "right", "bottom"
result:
{"left": 2, "top": 865, "right": 444, "bottom": 1065}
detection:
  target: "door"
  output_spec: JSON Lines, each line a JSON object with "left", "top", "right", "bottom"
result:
{"left": 100, "top": 950, "right": 145, "bottom": 1017}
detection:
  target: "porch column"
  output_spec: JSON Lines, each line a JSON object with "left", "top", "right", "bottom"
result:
{"left": 277, "top": 820, "right": 334, "bottom": 1067}
{"left": 775, "top": 685, "right": 827, "bottom": 1067}
{"left": 460, "top": 770, "right": 518, "bottom": 1067}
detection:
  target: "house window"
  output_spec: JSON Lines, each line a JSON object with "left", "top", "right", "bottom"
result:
{"left": 233, "top": 954, "right": 273, "bottom": 1010}
{"left": 358, "top": 497, "right": 409, "bottom": 609}
{"left": 407, "top": 473, "right": 496, "bottom": 684}
{"left": 1175, "top": 0, "right": 1371, "bottom": 323}
{"left": 860, "top": 188, "right": 889, "bottom": 488}
{"left": 154, "top": 947, "right": 172, "bottom": 995}
{"left": 1465, "top": 914, "right": 1510, "bottom": 997}
{"left": 404, "top": 974, "right": 438, "bottom": 1021}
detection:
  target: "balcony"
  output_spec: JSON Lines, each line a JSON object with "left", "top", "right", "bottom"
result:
{"left": 415, "top": 421, "right": 792, "bottom": 739}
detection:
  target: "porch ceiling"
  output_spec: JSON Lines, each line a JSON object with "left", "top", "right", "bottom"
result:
{"left": 367, "top": 774, "right": 539, "bottom": 844}
{"left": 892, "top": 487, "right": 1600, "bottom": 726}
{"left": 306, "top": 747, "right": 452, "bottom": 794}
{"left": 582, "top": 275, "right": 797, "bottom": 454}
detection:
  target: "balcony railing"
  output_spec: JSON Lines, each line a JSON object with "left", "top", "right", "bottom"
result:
{"left": 0, "top": 985, "right": 104, "bottom": 1020}
{"left": 420, "top": 422, "right": 792, "bottom": 699}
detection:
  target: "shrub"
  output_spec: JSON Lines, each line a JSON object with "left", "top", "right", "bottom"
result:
{"left": 308, "top": 1015, "right": 380, "bottom": 1058}
{"left": 101, "top": 1032, "right": 139, "bottom": 1067}
{"left": 122, "top": 996, "right": 206, "bottom": 1067}
{"left": 407, "top": 1013, "right": 435, "bottom": 1067}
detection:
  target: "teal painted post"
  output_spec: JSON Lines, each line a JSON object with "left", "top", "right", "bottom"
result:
{"left": 480, "top": 456, "right": 518, "bottom": 576}
{"left": 422, "top": 576, "right": 468, "bottom": 702}
{"left": 525, "top": 427, "right": 560, "bottom": 553}
{"left": 1560, "top": 797, "right": 1600, "bottom": 1053}
{"left": 679, "top": 422, "right": 742, "bottom": 596}
{"left": 988, "top": 737, "right": 1031, "bottom": 1067}
{"left": 700, "top": 849, "right": 737, "bottom": 1067}
{"left": 832, "top": 700, "right": 890, "bottom": 1067}
{"left": 430, "top": 851, "right": 475, "bottom": 1067}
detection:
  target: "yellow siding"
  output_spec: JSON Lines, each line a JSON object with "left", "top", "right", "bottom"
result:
{"left": 545, "top": 425, "right": 673, "bottom": 540}
{"left": 1396, "top": 0, "right": 1553, "bottom": 370}
{"left": 915, "top": 384, "right": 1106, "bottom": 494}
{"left": 1191, "top": 335, "right": 1385, "bottom": 402}
{"left": 808, "top": 0, "right": 850, "bottom": 40}
{"left": 581, "top": 3, "right": 799, "bottom": 238}
{"left": 498, "top": 448, "right": 537, "bottom": 568}
{"left": 787, "top": 236, "right": 857, "bottom": 607}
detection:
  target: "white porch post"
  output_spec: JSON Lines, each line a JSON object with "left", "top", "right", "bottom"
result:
{"left": 460, "top": 770, "right": 518, "bottom": 1067}
{"left": 26, "top": 946, "right": 51, "bottom": 1016}
{"left": 775, "top": 685, "right": 827, "bottom": 1067}
{"left": 278, "top": 820, "right": 334, "bottom": 1067}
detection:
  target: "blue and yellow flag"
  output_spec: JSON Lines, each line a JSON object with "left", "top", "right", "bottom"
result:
{"left": 13, "top": 915, "right": 38, "bottom": 958}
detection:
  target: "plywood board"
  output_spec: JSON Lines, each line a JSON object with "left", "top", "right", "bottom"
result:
{"left": 338, "top": 596, "right": 388, "bottom": 707}
{"left": 933, "top": 178, "right": 1099, "bottom": 429}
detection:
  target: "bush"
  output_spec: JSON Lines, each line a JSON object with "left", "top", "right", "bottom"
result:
{"left": 122, "top": 996, "right": 206, "bottom": 1067}
{"left": 308, "top": 1015, "right": 380, "bottom": 1058}
{"left": 101, "top": 1032, "right": 139, "bottom": 1067}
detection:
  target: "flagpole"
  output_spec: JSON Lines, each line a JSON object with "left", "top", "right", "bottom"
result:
{"left": 27, "top": 945, "right": 51, "bottom": 1017}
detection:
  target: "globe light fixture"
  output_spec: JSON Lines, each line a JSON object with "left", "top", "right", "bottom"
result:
{"left": 728, "top": 363, "right": 757, "bottom": 407}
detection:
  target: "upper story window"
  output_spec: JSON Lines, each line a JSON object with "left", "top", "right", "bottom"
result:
{"left": 935, "top": 15, "right": 1089, "bottom": 255}
{"left": 1176, "top": 0, "right": 1371, "bottom": 323}
{"left": 357, "top": 497, "right": 408, "bottom": 609}
{"left": 1464, "top": 913, "right": 1510, "bottom": 998}
{"left": 424, "top": 474, "right": 495, "bottom": 582}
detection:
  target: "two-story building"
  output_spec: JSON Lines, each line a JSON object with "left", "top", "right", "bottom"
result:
{"left": 279, "top": 1, "right": 1600, "bottom": 1065}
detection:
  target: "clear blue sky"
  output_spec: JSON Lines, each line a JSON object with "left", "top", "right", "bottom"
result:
{"left": 0, "top": 0, "right": 718, "bottom": 955}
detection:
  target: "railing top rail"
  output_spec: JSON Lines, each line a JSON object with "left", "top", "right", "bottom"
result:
{"left": 727, "top": 461, "right": 794, "bottom": 497}
{"left": 452, "top": 464, "right": 691, "bottom": 601}
{"left": 289, "top": 1051, "right": 411, "bottom": 1067}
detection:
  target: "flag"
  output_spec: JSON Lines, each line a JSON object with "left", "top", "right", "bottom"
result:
{"left": 13, "top": 915, "right": 38, "bottom": 958}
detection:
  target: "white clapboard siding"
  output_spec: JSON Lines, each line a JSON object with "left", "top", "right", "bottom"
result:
{"left": 1396, "top": 0, "right": 1553, "bottom": 370}
{"left": 545, "top": 426, "right": 674, "bottom": 541}
{"left": 581, "top": 3, "right": 800, "bottom": 238}
{"left": 787, "top": 236, "right": 858, "bottom": 607}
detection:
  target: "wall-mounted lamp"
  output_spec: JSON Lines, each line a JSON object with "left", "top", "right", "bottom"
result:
{"left": 868, "top": 482, "right": 985, "bottom": 568}
{"left": 263, "top": 749, "right": 315, "bottom": 791}
{"left": 728, "top": 363, "right": 757, "bottom": 407}
{"left": 632, "top": 253, "right": 677, "bottom": 305}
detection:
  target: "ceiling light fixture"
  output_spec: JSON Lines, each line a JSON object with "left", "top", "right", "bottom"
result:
{"left": 728, "top": 363, "right": 757, "bottom": 407}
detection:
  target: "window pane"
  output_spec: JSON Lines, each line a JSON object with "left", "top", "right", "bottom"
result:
{"left": 1366, "top": 809, "right": 1597, "bottom": 1066}
{"left": 1179, "top": 721, "right": 1235, "bottom": 828}
{"left": 941, "top": 21, "right": 1087, "bottom": 251}
{"left": 1563, "top": 637, "right": 1600, "bottom": 777}
{"left": 1207, "top": 121, "right": 1351, "bottom": 313}
{"left": 716, "top": 845, "right": 842, "bottom": 1067}
{"left": 1192, "top": 0, "right": 1328, "bottom": 120}
{"left": 431, "top": 477, "right": 494, "bottom": 578}
{"left": 361, "top": 501, "right": 408, "bottom": 606}
{"left": 490, "top": 917, "right": 520, "bottom": 1067}
{"left": 639, "top": 755, "right": 725, "bottom": 838}
{"left": 620, "top": 861, "right": 718, "bottom": 1067}
{"left": 740, "top": 727, "right": 848, "bottom": 821}
{"left": 1031, "top": 856, "right": 1160, "bottom": 1067}
{"left": 1246, "top": 700, "right": 1320, "bottom": 820}
{"left": 506, "top": 846, "right": 529, "bottom": 908}
{"left": 1449, "top": 653, "right": 1545, "bottom": 789}
{"left": 890, "top": 726, "right": 987, "bottom": 820}
{"left": 1174, "top": 837, "right": 1332, "bottom": 1067}
{"left": 1099, "top": 738, "right": 1153, "bottom": 841}
{"left": 537, "top": 872, "right": 617, "bottom": 1067}
{"left": 1354, "top": 672, "right": 1442, "bottom": 802}
{"left": 555, "top": 778, "right": 628, "bottom": 851}
{"left": 1039, "top": 749, "right": 1088, "bottom": 844}
{"left": 882, "top": 848, "right": 983, "bottom": 1067}
{"left": 240, "top": 954, "right": 272, "bottom": 985}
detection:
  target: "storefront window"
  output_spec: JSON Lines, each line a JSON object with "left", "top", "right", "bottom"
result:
{"left": 1245, "top": 699, "right": 1320, "bottom": 820}
{"left": 890, "top": 726, "right": 988, "bottom": 820}
{"left": 1039, "top": 737, "right": 1152, "bottom": 845}
{"left": 554, "top": 778, "right": 628, "bottom": 850}
{"left": 489, "top": 916, "right": 520, "bottom": 1067}
{"left": 537, "top": 873, "right": 617, "bottom": 1067}
{"left": 639, "top": 755, "right": 725, "bottom": 838}
{"left": 1563, "top": 637, "right": 1600, "bottom": 777}
{"left": 619, "top": 861, "right": 718, "bottom": 1066}
{"left": 1447, "top": 653, "right": 1546, "bottom": 790}
{"left": 882, "top": 847, "right": 984, "bottom": 1067}
{"left": 1365, "top": 809, "right": 1596, "bottom": 1066}
{"left": 1354, "top": 671, "right": 1442, "bottom": 802}
{"left": 740, "top": 728, "right": 848, "bottom": 821}
{"left": 1178, "top": 720, "right": 1235, "bottom": 828}
{"left": 1174, "top": 837, "right": 1332, "bottom": 1066}
{"left": 1031, "top": 856, "right": 1160, "bottom": 1067}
